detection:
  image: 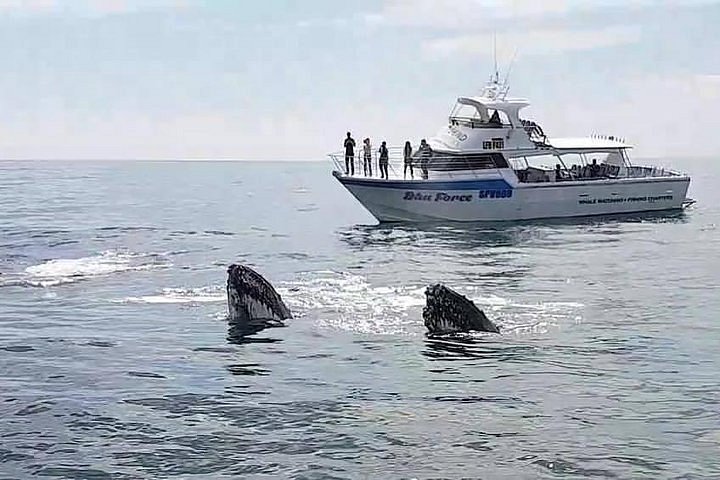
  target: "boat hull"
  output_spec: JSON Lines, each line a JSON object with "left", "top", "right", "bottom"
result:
{"left": 334, "top": 172, "right": 691, "bottom": 222}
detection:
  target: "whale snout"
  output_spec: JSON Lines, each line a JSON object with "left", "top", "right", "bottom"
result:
{"left": 423, "top": 283, "right": 500, "bottom": 336}
{"left": 226, "top": 264, "right": 292, "bottom": 324}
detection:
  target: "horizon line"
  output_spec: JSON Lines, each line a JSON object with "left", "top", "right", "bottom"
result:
{"left": 0, "top": 155, "right": 716, "bottom": 163}
{"left": 0, "top": 158, "right": 328, "bottom": 162}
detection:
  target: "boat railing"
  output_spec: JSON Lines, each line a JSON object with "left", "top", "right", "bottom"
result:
{"left": 448, "top": 116, "right": 509, "bottom": 129}
{"left": 328, "top": 148, "right": 686, "bottom": 183}
{"left": 328, "top": 147, "right": 505, "bottom": 181}
{"left": 515, "top": 162, "right": 684, "bottom": 183}
{"left": 625, "top": 165, "right": 680, "bottom": 178}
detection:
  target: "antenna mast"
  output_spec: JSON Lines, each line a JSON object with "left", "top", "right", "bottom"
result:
{"left": 502, "top": 47, "right": 519, "bottom": 86}
{"left": 493, "top": 32, "right": 499, "bottom": 84}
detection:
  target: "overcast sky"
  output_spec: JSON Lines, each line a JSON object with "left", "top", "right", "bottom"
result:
{"left": 0, "top": 0, "right": 718, "bottom": 161}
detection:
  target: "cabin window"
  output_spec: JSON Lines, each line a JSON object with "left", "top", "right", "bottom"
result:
{"left": 492, "top": 138, "right": 504, "bottom": 149}
{"left": 524, "top": 154, "right": 560, "bottom": 170}
{"left": 482, "top": 141, "right": 492, "bottom": 150}
{"left": 427, "top": 153, "right": 509, "bottom": 171}
{"left": 491, "top": 153, "right": 509, "bottom": 168}
{"left": 463, "top": 155, "right": 495, "bottom": 170}
{"left": 558, "top": 153, "right": 582, "bottom": 174}
{"left": 487, "top": 109, "right": 510, "bottom": 126}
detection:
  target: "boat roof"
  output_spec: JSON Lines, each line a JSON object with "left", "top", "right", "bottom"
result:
{"left": 548, "top": 137, "right": 632, "bottom": 150}
{"left": 457, "top": 95, "right": 530, "bottom": 110}
{"left": 455, "top": 94, "right": 530, "bottom": 125}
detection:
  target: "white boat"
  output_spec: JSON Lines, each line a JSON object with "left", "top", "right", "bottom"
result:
{"left": 329, "top": 73, "right": 692, "bottom": 223}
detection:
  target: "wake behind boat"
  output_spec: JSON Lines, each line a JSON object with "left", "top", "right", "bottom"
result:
{"left": 329, "top": 73, "right": 692, "bottom": 223}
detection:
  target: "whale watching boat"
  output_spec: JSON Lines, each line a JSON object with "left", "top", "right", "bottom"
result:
{"left": 328, "top": 73, "right": 692, "bottom": 223}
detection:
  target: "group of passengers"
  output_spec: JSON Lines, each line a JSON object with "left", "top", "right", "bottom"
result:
{"left": 343, "top": 132, "right": 431, "bottom": 180}
{"left": 554, "top": 159, "right": 615, "bottom": 181}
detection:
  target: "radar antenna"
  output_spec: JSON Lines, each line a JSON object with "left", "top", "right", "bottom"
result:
{"left": 480, "top": 34, "right": 513, "bottom": 101}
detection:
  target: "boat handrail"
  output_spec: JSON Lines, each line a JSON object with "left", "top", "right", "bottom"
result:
{"left": 448, "top": 116, "right": 510, "bottom": 129}
{"left": 328, "top": 146, "right": 508, "bottom": 181}
{"left": 328, "top": 146, "right": 686, "bottom": 182}
{"left": 448, "top": 115, "right": 545, "bottom": 130}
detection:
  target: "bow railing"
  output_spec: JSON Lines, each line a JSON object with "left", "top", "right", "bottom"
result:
{"left": 328, "top": 147, "right": 505, "bottom": 181}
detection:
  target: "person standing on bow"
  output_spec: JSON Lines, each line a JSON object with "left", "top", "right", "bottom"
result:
{"left": 403, "top": 141, "right": 414, "bottom": 179}
{"left": 344, "top": 132, "right": 356, "bottom": 175}
{"left": 378, "top": 141, "right": 389, "bottom": 179}
{"left": 363, "top": 138, "right": 372, "bottom": 177}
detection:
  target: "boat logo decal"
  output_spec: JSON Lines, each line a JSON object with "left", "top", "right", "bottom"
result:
{"left": 579, "top": 194, "right": 673, "bottom": 205}
{"left": 448, "top": 125, "right": 468, "bottom": 142}
{"left": 404, "top": 192, "right": 473, "bottom": 202}
{"left": 403, "top": 189, "right": 513, "bottom": 203}
{"left": 478, "top": 189, "right": 513, "bottom": 199}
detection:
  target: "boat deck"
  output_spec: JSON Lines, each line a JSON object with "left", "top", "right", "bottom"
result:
{"left": 328, "top": 147, "right": 686, "bottom": 184}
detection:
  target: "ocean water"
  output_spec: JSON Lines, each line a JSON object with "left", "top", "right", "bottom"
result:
{"left": 0, "top": 159, "right": 719, "bottom": 479}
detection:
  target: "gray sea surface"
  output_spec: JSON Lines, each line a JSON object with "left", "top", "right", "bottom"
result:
{"left": 0, "top": 159, "right": 718, "bottom": 479}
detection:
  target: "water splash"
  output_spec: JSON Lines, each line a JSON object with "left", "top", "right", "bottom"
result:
{"left": 115, "top": 270, "right": 584, "bottom": 336}
{"left": 119, "top": 287, "right": 226, "bottom": 305}
{"left": 23, "top": 250, "right": 169, "bottom": 287}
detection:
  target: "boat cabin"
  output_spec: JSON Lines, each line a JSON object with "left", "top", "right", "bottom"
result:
{"left": 431, "top": 80, "right": 546, "bottom": 152}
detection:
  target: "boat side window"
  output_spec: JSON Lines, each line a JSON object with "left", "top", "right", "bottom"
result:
{"left": 559, "top": 153, "right": 582, "bottom": 179}
{"left": 482, "top": 141, "right": 492, "bottom": 150}
{"left": 490, "top": 153, "right": 509, "bottom": 169}
{"left": 487, "top": 109, "right": 510, "bottom": 126}
{"left": 518, "top": 154, "right": 561, "bottom": 182}
{"left": 465, "top": 155, "right": 495, "bottom": 170}
{"left": 427, "top": 153, "right": 505, "bottom": 171}
{"left": 464, "top": 154, "right": 508, "bottom": 170}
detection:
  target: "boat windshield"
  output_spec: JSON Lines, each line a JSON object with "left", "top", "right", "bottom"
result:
{"left": 449, "top": 104, "right": 511, "bottom": 128}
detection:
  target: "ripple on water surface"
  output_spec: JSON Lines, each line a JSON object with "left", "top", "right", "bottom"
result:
{"left": 1, "top": 161, "right": 719, "bottom": 478}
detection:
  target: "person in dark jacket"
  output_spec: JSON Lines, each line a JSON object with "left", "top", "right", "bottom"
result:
{"left": 344, "top": 132, "right": 356, "bottom": 175}
{"left": 378, "top": 141, "right": 389, "bottom": 179}
{"left": 403, "top": 141, "right": 413, "bottom": 179}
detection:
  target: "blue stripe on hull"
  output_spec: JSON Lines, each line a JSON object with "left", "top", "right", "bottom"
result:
{"left": 334, "top": 172, "right": 512, "bottom": 191}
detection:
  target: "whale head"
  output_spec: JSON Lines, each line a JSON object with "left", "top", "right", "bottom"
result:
{"left": 227, "top": 264, "right": 292, "bottom": 325}
{"left": 423, "top": 284, "right": 500, "bottom": 336}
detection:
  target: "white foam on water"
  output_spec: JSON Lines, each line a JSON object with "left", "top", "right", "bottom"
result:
{"left": 121, "top": 270, "right": 584, "bottom": 336}
{"left": 24, "top": 250, "right": 168, "bottom": 287}
{"left": 274, "top": 271, "right": 585, "bottom": 336}
{"left": 277, "top": 272, "right": 424, "bottom": 313}
{"left": 118, "top": 287, "right": 225, "bottom": 305}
